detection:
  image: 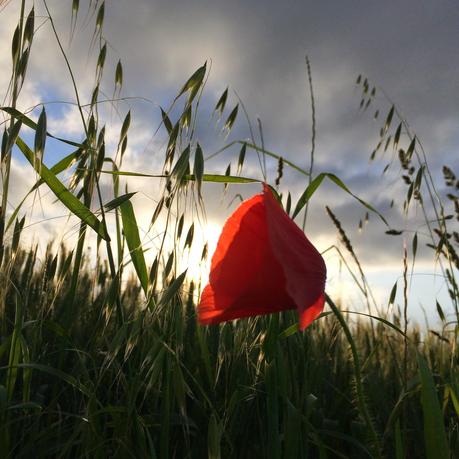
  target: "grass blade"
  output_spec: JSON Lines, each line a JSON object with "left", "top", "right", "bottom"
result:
{"left": 6, "top": 150, "right": 79, "bottom": 233}
{"left": 292, "top": 172, "right": 387, "bottom": 225}
{"left": 416, "top": 352, "right": 450, "bottom": 459}
{"left": 16, "top": 137, "right": 109, "bottom": 240}
{"left": 119, "top": 199, "right": 148, "bottom": 295}
{"left": 1, "top": 106, "right": 83, "bottom": 148}
{"left": 185, "top": 173, "right": 259, "bottom": 184}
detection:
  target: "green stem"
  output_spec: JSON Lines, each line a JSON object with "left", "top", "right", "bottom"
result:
{"left": 302, "top": 55, "right": 316, "bottom": 231}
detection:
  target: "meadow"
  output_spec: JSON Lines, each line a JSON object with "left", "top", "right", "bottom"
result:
{"left": 0, "top": 1, "right": 458, "bottom": 458}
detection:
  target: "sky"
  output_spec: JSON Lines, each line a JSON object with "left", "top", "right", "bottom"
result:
{"left": 1, "top": 0, "right": 458, "bottom": 326}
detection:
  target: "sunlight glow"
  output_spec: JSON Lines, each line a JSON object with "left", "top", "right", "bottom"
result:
{"left": 179, "top": 221, "right": 222, "bottom": 287}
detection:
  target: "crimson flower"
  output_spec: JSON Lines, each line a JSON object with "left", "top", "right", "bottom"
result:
{"left": 198, "top": 183, "right": 326, "bottom": 330}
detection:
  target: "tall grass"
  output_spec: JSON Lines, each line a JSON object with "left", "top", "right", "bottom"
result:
{"left": 0, "top": 2, "right": 457, "bottom": 458}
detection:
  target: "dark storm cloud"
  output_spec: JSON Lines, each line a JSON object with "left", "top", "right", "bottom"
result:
{"left": 24, "top": 0, "right": 457, "bottom": 173}
{"left": 92, "top": 0, "right": 459, "bottom": 180}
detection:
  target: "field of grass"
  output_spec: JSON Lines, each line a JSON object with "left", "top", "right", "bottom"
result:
{"left": 0, "top": 1, "right": 458, "bottom": 458}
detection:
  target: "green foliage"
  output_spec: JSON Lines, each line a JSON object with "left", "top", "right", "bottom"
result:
{"left": 417, "top": 352, "right": 450, "bottom": 459}
{"left": 120, "top": 199, "right": 148, "bottom": 295}
{"left": 0, "top": 249, "right": 457, "bottom": 458}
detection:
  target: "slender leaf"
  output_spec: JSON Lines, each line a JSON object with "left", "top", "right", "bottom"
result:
{"left": 184, "top": 173, "right": 259, "bottom": 184}
{"left": 292, "top": 174, "right": 326, "bottom": 219}
{"left": 1, "top": 106, "right": 83, "bottom": 148}
{"left": 6, "top": 149, "right": 78, "bottom": 232}
{"left": 120, "top": 200, "right": 148, "bottom": 294}
{"left": 16, "top": 137, "right": 108, "bottom": 240}
{"left": 416, "top": 351, "right": 450, "bottom": 459}
{"left": 293, "top": 173, "right": 387, "bottom": 225}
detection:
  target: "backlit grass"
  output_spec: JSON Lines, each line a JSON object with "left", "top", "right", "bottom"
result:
{"left": 0, "top": 2, "right": 457, "bottom": 458}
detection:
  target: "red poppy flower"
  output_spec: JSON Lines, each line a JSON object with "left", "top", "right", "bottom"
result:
{"left": 198, "top": 183, "right": 326, "bottom": 330}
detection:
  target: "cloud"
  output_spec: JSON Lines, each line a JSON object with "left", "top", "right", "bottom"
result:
{"left": 1, "top": 0, "right": 457, "bottom": 322}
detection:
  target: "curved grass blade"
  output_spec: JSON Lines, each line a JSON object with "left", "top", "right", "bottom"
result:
{"left": 292, "top": 174, "right": 325, "bottom": 219}
{"left": 206, "top": 140, "right": 310, "bottom": 177}
{"left": 16, "top": 137, "right": 109, "bottom": 240}
{"left": 279, "top": 309, "right": 407, "bottom": 339}
{"left": 6, "top": 150, "right": 79, "bottom": 233}
{"left": 1, "top": 106, "right": 83, "bottom": 148}
{"left": 292, "top": 172, "right": 387, "bottom": 225}
{"left": 324, "top": 173, "right": 387, "bottom": 225}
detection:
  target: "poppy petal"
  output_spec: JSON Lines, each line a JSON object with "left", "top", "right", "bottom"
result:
{"left": 263, "top": 184, "right": 326, "bottom": 329}
{"left": 198, "top": 184, "right": 326, "bottom": 330}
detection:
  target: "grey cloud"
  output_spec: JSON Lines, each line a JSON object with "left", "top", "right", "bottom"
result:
{"left": 2, "top": 0, "right": 457, "bottom": 315}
